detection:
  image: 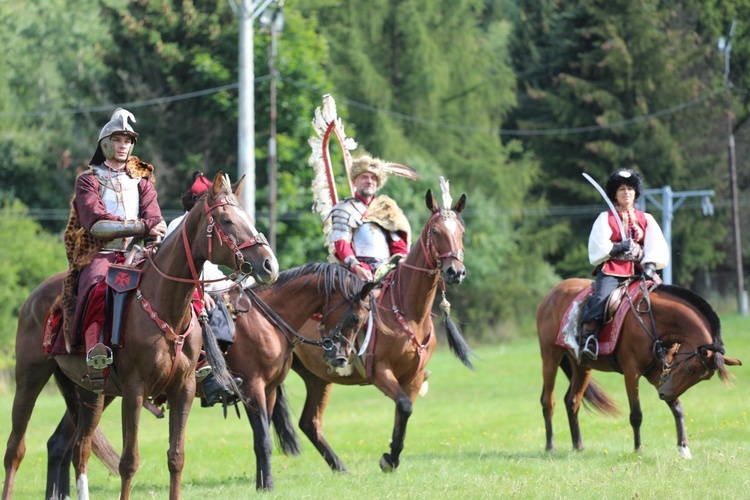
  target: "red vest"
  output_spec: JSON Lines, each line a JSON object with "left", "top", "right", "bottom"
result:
{"left": 602, "top": 209, "right": 647, "bottom": 277}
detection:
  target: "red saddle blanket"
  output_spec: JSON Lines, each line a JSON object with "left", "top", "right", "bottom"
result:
{"left": 555, "top": 281, "right": 647, "bottom": 357}
{"left": 42, "top": 287, "right": 205, "bottom": 356}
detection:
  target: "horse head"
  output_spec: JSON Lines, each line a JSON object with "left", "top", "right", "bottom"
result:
{"left": 190, "top": 172, "right": 279, "bottom": 285}
{"left": 423, "top": 189, "right": 467, "bottom": 285}
{"left": 652, "top": 286, "right": 742, "bottom": 401}
{"left": 319, "top": 277, "right": 377, "bottom": 371}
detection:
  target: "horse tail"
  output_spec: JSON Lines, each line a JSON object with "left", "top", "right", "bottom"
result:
{"left": 559, "top": 357, "right": 620, "bottom": 417}
{"left": 444, "top": 313, "right": 474, "bottom": 370}
{"left": 201, "top": 321, "right": 246, "bottom": 404}
{"left": 52, "top": 368, "right": 121, "bottom": 476}
{"left": 271, "top": 384, "right": 301, "bottom": 456}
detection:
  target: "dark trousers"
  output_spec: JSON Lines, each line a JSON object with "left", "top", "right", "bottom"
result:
{"left": 580, "top": 270, "right": 628, "bottom": 325}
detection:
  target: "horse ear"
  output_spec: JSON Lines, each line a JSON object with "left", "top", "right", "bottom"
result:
{"left": 234, "top": 175, "right": 246, "bottom": 200}
{"left": 360, "top": 281, "right": 376, "bottom": 299}
{"left": 211, "top": 171, "right": 225, "bottom": 196}
{"left": 664, "top": 343, "right": 680, "bottom": 365}
{"left": 723, "top": 356, "right": 742, "bottom": 366}
{"left": 425, "top": 189, "right": 439, "bottom": 212}
{"left": 452, "top": 194, "right": 467, "bottom": 214}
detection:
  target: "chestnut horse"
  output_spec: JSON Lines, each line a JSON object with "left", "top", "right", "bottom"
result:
{"left": 2, "top": 173, "right": 279, "bottom": 500}
{"left": 291, "top": 189, "right": 472, "bottom": 473}
{"left": 537, "top": 278, "right": 742, "bottom": 458}
{"left": 39, "top": 262, "right": 374, "bottom": 496}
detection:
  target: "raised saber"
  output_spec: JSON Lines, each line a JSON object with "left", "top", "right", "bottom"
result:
{"left": 582, "top": 173, "right": 626, "bottom": 240}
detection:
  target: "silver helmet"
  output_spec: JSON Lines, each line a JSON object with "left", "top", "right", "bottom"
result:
{"left": 90, "top": 108, "right": 139, "bottom": 164}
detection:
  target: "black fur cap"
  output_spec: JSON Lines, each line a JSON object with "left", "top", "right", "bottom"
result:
{"left": 605, "top": 169, "right": 642, "bottom": 202}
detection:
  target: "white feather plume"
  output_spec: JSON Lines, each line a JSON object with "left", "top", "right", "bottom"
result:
{"left": 439, "top": 176, "right": 452, "bottom": 208}
{"left": 309, "top": 95, "right": 358, "bottom": 245}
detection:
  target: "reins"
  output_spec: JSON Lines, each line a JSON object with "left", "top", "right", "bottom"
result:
{"left": 243, "top": 287, "right": 360, "bottom": 356}
{"left": 138, "top": 192, "right": 269, "bottom": 394}
{"left": 626, "top": 279, "right": 723, "bottom": 379}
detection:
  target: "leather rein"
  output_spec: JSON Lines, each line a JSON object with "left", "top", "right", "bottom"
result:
{"left": 140, "top": 195, "right": 270, "bottom": 395}
{"left": 381, "top": 209, "right": 465, "bottom": 352}
{"left": 625, "top": 279, "right": 724, "bottom": 381}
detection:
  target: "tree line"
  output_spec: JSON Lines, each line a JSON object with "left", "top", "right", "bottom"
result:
{"left": 1, "top": 0, "right": 749, "bottom": 357}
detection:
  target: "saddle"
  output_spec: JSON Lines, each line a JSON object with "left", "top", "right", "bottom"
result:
{"left": 43, "top": 262, "right": 143, "bottom": 356}
{"left": 558, "top": 280, "right": 653, "bottom": 358}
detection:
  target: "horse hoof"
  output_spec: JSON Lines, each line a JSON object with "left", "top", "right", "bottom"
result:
{"left": 379, "top": 453, "right": 398, "bottom": 472}
{"left": 678, "top": 445, "right": 692, "bottom": 459}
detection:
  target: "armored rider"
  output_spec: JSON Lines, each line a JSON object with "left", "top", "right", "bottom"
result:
{"left": 579, "top": 169, "right": 669, "bottom": 362}
{"left": 64, "top": 108, "right": 166, "bottom": 385}
{"left": 327, "top": 154, "right": 415, "bottom": 281}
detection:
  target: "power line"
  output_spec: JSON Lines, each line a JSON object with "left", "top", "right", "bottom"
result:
{"left": 0, "top": 73, "right": 727, "bottom": 136}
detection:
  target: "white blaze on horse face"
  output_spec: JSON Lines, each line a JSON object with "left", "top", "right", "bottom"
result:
{"left": 443, "top": 213, "right": 459, "bottom": 237}
{"left": 231, "top": 205, "right": 259, "bottom": 236}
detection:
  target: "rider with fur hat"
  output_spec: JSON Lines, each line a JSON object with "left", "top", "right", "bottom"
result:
{"left": 328, "top": 154, "right": 417, "bottom": 282}
{"left": 64, "top": 108, "right": 166, "bottom": 386}
{"left": 578, "top": 169, "right": 669, "bottom": 362}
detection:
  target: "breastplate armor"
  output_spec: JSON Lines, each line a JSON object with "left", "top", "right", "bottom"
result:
{"left": 352, "top": 222, "right": 390, "bottom": 262}
{"left": 92, "top": 165, "right": 142, "bottom": 250}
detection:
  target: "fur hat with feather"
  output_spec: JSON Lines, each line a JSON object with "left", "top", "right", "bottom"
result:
{"left": 350, "top": 154, "right": 419, "bottom": 189}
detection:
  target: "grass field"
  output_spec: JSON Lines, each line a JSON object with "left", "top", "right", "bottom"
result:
{"left": 2, "top": 315, "right": 749, "bottom": 498}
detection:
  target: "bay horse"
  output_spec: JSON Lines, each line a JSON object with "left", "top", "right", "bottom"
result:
{"left": 537, "top": 277, "right": 742, "bottom": 458}
{"left": 2, "top": 173, "right": 279, "bottom": 500}
{"left": 39, "top": 262, "right": 374, "bottom": 496}
{"left": 290, "top": 189, "right": 472, "bottom": 473}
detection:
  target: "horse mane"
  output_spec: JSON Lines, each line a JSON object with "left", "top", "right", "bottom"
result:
{"left": 657, "top": 284, "right": 723, "bottom": 348}
{"left": 253, "top": 262, "right": 365, "bottom": 303}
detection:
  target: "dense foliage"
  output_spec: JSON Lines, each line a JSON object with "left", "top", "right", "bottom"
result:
{"left": 1, "top": 0, "right": 749, "bottom": 353}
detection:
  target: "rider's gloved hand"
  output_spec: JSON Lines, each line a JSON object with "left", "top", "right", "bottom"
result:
{"left": 609, "top": 238, "right": 632, "bottom": 257}
{"left": 642, "top": 262, "right": 657, "bottom": 280}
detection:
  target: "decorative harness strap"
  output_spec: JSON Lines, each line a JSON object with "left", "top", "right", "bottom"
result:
{"left": 137, "top": 288, "right": 195, "bottom": 396}
{"left": 369, "top": 210, "right": 464, "bottom": 379}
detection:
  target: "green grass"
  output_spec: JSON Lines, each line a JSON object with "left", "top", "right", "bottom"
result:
{"left": 2, "top": 315, "right": 750, "bottom": 498}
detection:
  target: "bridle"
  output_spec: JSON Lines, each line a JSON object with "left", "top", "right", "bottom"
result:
{"left": 243, "top": 286, "right": 369, "bottom": 355}
{"left": 145, "top": 194, "right": 270, "bottom": 287}
{"left": 626, "top": 281, "right": 721, "bottom": 381}
{"left": 400, "top": 209, "right": 465, "bottom": 276}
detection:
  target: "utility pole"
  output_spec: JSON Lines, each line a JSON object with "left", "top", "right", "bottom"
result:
{"left": 259, "top": 1, "right": 284, "bottom": 253}
{"left": 228, "top": 0, "right": 280, "bottom": 223}
{"left": 638, "top": 187, "right": 715, "bottom": 285}
{"left": 718, "top": 20, "right": 748, "bottom": 315}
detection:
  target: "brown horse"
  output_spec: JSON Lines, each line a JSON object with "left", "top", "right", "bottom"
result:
{"left": 537, "top": 278, "right": 742, "bottom": 458}
{"left": 38, "top": 262, "right": 374, "bottom": 496}
{"left": 291, "top": 189, "right": 472, "bottom": 473}
{"left": 2, "top": 173, "right": 279, "bottom": 500}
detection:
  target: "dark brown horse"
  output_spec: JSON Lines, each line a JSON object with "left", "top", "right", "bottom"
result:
{"left": 39, "top": 262, "right": 374, "bottom": 496}
{"left": 2, "top": 173, "right": 279, "bottom": 500}
{"left": 537, "top": 278, "right": 742, "bottom": 458}
{"left": 225, "top": 262, "right": 374, "bottom": 490}
{"left": 291, "top": 189, "right": 472, "bottom": 473}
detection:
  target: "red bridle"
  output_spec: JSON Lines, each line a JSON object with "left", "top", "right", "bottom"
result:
{"left": 401, "top": 210, "right": 465, "bottom": 275}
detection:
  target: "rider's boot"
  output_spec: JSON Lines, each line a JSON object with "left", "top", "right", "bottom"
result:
{"left": 85, "top": 321, "right": 113, "bottom": 393}
{"left": 579, "top": 320, "right": 600, "bottom": 363}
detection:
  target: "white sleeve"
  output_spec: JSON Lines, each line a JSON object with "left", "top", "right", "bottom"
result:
{"left": 165, "top": 213, "right": 187, "bottom": 237}
{"left": 588, "top": 212, "right": 615, "bottom": 266}
{"left": 202, "top": 261, "right": 236, "bottom": 293}
{"left": 641, "top": 213, "right": 670, "bottom": 269}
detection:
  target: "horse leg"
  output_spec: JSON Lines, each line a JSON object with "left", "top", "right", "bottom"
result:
{"left": 46, "top": 411, "right": 75, "bottom": 500}
{"left": 371, "top": 370, "right": 416, "bottom": 472}
{"left": 2, "top": 359, "right": 55, "bottom": 500}
{"left": 68, "top": 387, "right": 105, "bottom": 500}
{"left": 292, "top": 358, "right": 347, "bottom": 472}
{"left": 164, "top": 379, "right": 197, "bottom": 500}
{"left": 119, "top": 389, "right": 145, "bottom": 500}
{"left": 666, "top": 398, "right": 691, "bottom": 459}
{"left": 564, "top": 366, "right": 592, "bottom": 451}
{"left": 540, "top": 348, "right": 563, "bottom": 452}
{"left": 243, "top": 385, "right": 274, "bottom": 491}
{"left": 623, "top": 373, "right": 644, "bottom": 452}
